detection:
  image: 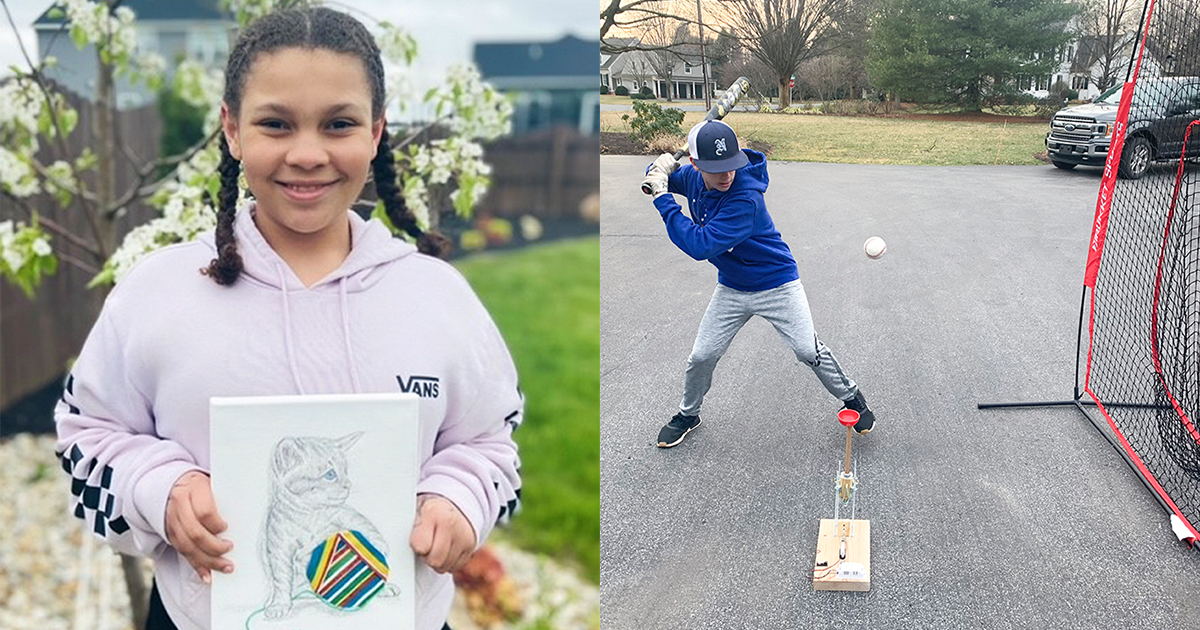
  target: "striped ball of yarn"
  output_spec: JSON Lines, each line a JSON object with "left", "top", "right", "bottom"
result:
{"left": 306, "top": 530, "right": 390, "bottom": 610}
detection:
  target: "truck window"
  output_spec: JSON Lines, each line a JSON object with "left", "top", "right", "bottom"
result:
{"left": 1095, "top": 84, "right": 1123, "bottom": 104}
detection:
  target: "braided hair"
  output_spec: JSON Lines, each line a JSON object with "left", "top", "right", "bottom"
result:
{"left": 204, "top": 6, "right": 449, "bottom": 285}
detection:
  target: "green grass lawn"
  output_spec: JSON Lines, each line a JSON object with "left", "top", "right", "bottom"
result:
{"left": 602, "top": 110, "right": 1050, "bottom": 166}
{"left": 455, "top": 237, "right": 600, "bottom": 583}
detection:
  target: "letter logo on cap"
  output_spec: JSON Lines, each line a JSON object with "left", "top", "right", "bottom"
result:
{"left": 714, "top": 138, "right": 727, "bottom": 155}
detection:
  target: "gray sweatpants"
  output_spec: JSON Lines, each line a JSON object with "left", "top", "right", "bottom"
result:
{"left": 680, "top": 279, "right": 857, "bottom": 416}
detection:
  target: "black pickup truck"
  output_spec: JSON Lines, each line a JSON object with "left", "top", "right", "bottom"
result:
{"left": 1045, "top": 76, "right": 1200, "bottom": 179}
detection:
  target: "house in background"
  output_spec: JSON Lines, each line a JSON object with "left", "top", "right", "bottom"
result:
{"left": 474, "top": 35, "right": 599, "bottom": 135}
{"left": 602, "top": 41, "right": 716, "bottom": 101}
{"left": 601, "top": 37, "right": 637, "bottom": 91}
{"left": 33, "top": 0, "right": 233, "bottom": 109}
{"left": 1019, "top": 31, "right": 1173, "bottom": 101}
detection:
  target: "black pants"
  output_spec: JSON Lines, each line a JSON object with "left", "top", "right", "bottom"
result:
{"left": 146, "top": 581, "right": 452, "bottom": 630}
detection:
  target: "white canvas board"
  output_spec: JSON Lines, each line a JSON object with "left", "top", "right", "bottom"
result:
{"left": 210, "top": 393, "right": 419, "bottom": 630}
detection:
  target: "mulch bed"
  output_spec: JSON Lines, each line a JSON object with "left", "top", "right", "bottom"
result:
{"left": 876, "top": 111, "right": 1049, "bottom": 124}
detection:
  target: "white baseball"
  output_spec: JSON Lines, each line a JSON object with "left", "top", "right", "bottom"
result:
{"left": 863, "top": 236, "right": 887, "bottom": 259}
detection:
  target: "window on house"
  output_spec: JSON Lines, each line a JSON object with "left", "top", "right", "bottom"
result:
{"left": 684, "top": 63, "right": 692, "bottom": 74}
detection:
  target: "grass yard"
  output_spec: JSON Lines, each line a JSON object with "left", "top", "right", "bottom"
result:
{"left": 455, "top": 237, "right": 600, "bottom": 583}
{"left": 602, "top": 109, "right": 1049, "bottom": 166}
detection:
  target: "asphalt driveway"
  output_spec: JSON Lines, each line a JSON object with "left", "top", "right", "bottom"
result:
{"left": 599, "top": 157, "right": 1200, "bottom": 629}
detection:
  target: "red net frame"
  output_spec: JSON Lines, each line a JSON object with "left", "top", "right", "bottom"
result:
{"left": 1082, "top": 0, "right": 1200, "bottom": 543}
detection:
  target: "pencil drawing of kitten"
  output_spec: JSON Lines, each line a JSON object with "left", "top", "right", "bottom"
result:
{"left": 260, "top": 432, "right": 389, "bottom": 619}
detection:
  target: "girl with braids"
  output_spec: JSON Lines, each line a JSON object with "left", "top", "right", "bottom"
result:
{"left": 54, "top": 7, "right": 521, "bottom": 630}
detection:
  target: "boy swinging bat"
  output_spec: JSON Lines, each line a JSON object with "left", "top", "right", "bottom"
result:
{"left": 642, "top": 119, "right": 878, "bottom": 448}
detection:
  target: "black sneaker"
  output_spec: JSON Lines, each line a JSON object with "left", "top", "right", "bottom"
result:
{"left": 657, "top": 413, "right": 701, "bottom": 448}
{"left": 842, "top": 390, "right": 876, "bottom": 435}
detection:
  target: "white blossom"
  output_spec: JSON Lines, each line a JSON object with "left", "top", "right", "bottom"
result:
{"left": 135, "top": 52, "right": 167, "bottom": 82}
{"left": 1, "top": 248, "right": 23, "bottom": 274}
{"left": 434, "top": 63, "right": 513, "bottom": 140}
{"left": 0, "top": 221, "right": 14, "bottom": 249}
{"left": 0, "top": 78, "right": 42, "bottom": 136}
{"left": 0, "top": 220, "right": 50, "bottom": 275}
{"left": 223, "top": 0, "right": 277, "bottom": 25}
{"left": 44, "top": 160, "right": 73, "bottom": 192}
{"left": 64, "top": 0, "right": 139, "bottom": 63}
{"left": 401, "top": 176, "right": 430, "bottom": 230}
{"left": 173, "top": 59, "right": 224, "bottom": 111}
{"left": 31, "top": 238, "right": 52, "bottom": 257}
{"left": 105, "top": 153, "right": 221, "bottom": 283}
{"left": 0, "top": 147, "right": 40, "bottom": 198}
{"left": 377, "top": 22, "right": 418, "bottom": 66}
{"left": 106, "top": 199, "right": 216, "bottom": 283}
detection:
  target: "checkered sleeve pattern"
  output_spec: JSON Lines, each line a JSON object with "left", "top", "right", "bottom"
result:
{"left": 53, "top": 307, "right": 203, "bottom": 557}
{"left": 55, "top": 374, "right": 132, "bottom": 539}
{"left": 496, "top": 401, "right": 524, "bottom": 524}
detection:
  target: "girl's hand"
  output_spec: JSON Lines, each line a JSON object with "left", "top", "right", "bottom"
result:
{"left": 165, "top": 471, "right": 233, "bottom": 584}
{"left": 410, "top": 494, "right": 476, "bottom": 573}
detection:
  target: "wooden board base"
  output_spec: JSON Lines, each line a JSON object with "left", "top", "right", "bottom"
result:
{"left": 812, "top": 518, "right": 870, "bottom": 591}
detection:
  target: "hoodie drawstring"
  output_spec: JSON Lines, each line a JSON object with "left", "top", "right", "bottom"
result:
{"left": 277, "top": 263, "right": 307, "bottom": 395}
{"left": 339, "top": 277, "right": 362, "bottom": 393}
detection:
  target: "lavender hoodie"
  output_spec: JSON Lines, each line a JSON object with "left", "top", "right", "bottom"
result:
{"left": 54, "top": 205, "right": 523, "bottom": 630}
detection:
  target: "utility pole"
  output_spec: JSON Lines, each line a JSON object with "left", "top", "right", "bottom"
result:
{"left": 696, "top": 0, "right": 711, "bottom": 108}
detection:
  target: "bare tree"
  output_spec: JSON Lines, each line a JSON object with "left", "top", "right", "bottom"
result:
{"left": 1147, "top": 0, "right": 1200, "bottom": 77}
{"left": 799, "top": 55, "right": 851, "bottom": 103}
{"left": 716, "top": 0, "right": 855, "bottom": 110}
{"left": 1076, "top": 0, "right": 1141, "bottom": 91}
{"left": 650, "top": 49, "right": 677, "bottom": 99}
{"left": 641, "top": 14, "right": 691, "bottom": 100}
{"left": 716, "top": 48, "right": 776, "bottom": 110}
{"left": 601, "top": 0, "right": 696, "bottom": 54}
{"left": 627, "top": 54, "right": 656, "bottom": 92}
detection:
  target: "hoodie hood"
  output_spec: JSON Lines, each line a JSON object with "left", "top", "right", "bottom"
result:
{"left": 198, "top": 201, "right": 419, "bottom": 395}
{"left": 724, "top": 148, "right": 768, "bottom": 195}
{"left": 199, "top": 201, "right": 418, "bottom": 293}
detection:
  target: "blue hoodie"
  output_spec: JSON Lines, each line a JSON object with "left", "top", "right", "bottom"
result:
{"left": 651, "top": 148, "right": 799, "bottom": 292}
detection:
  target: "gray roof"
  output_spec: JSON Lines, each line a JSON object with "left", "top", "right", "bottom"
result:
{"left": 35, "top": 0, "right": 230, "bottom": 25}
{"left": 474, "top": 35, "right": 596, "bottom": 80}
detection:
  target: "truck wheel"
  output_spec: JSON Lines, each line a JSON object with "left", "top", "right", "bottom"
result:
{"left": 1051, "top": 160, "right": 1076, "bottom": 170}
{"left": 1118, "top": 136, "right": 1152, "bottom": 179}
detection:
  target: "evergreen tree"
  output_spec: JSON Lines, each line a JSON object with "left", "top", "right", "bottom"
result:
{"left": 868, "top": 0, "right": 1079, "bottom": 109}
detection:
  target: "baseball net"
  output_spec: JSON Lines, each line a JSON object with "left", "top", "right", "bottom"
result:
{"left": 1083, "top": 0, "right": 1200, "bottom": 543}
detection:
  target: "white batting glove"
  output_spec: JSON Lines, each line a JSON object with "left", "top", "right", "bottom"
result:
{"left": 649, "top": 152, "right": 680, "bottom": 175}
{"left": 644, "top": 170, "right": 669, "bottom": 197}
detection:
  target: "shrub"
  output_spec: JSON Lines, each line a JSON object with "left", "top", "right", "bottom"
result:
{"left": 630, "top": 92, "right": 657, "bottom": 100}
{"left": 639, "top": 85, "right": 654, "bottom": 96}
{"left": 615, "top": 85, "right": 629, "bottom": 96}
{"left": 1035, "top": 96, "right": 1064, "bottom": 118}
{"left": 601, "top": 85, "right": 610, "bottom": 94}
{"left": 620, "top": 99, "right": 685, "bottom": 144}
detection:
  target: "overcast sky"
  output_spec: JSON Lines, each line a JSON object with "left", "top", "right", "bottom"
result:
{"left": 0, "top": 0, "right": 596, "bottom": 91}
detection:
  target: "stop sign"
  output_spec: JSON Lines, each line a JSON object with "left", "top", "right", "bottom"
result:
{"left": 789, "top": 75, "right": 795, "bottom": 88}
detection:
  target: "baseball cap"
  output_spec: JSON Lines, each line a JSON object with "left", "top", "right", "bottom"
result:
{"left": 687, "top": 120, "right": 749, "bottom": 173}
